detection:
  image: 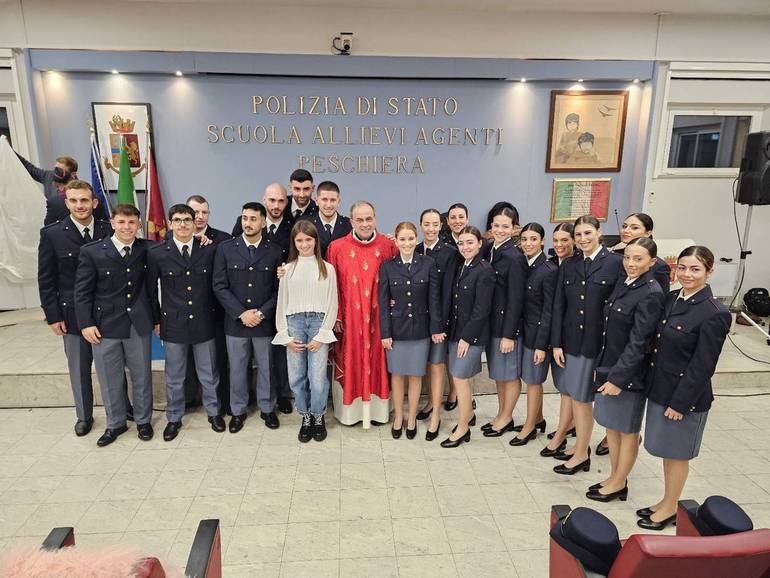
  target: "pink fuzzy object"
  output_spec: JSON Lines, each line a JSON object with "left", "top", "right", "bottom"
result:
{"left": 0, "top": 545, "right": 183, "bottom": 578}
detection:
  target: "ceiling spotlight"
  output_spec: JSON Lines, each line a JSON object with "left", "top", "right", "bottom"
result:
{"left": 633, "top": 78, "right": 640, "bottom": 83}
{"left": 520, "top": 77, "right": 527, "bottom": 83}
{"left": 111, "top": 69, "right": 119, "bottom": 75}
{"left": 577, "top": 79, "right": 584, "bottom": 83}
{"left": 175, "top": 70, "right": 183, "bottom": 77}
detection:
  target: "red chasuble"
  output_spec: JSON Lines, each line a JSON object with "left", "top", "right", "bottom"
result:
{"left": 327, "top": 231, "right": 398, "bottom": 427}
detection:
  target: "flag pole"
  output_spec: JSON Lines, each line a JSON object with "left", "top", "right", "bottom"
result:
{"left": 144, "top": 120, "right": 152, "bottom": 235}
{"left": 88, "top": 122, "right": 111, "bottom": 213}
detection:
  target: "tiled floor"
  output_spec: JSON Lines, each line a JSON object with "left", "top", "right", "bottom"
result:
{"left": 2, "top": 388, "right": 770, "bottom": 577}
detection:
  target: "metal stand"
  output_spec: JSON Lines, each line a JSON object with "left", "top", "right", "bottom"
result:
{"left": 730, "top": 205, "right": 754, "bottom": 313}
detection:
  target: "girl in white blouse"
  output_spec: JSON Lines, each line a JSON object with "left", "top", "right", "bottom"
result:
{"left": 273, "top": 220, "right": 338, "bottom": 443}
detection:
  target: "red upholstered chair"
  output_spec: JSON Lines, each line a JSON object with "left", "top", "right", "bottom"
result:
{"left": 550, "top": 504, "right": 770, "bottom": 578}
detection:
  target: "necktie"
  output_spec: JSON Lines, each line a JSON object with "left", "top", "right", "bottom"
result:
{"left": 248, "top": 245, "right": 257, "bottom": 260}
{"left": 83, "top": 227, "right": 92, "bottom": 243}
{"left": 269, "top": 224, "right": 276, "bottom": 237}
{"left": 490, "top": 247, "right": 495, "bottom": 262}
{"left": 584, "top": 257, "right": 592, "bottom": 276}
{"left": 406, "top": 261, "right": 412, "bottom": 273}
{"left": 182, "top": 244, "right": 190, "bottom": 264}
{"left": 122, "top": 246, "right": 131, "bottom": 260}
{"left": 324, "top": 224, "right": 332, "bottom": 237}
{"left": 294, "top": 209, "right": 302, "bottom": 218}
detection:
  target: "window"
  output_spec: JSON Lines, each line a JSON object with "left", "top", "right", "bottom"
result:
{"left": 667, "top": 115, "right": 750, "bottom": 169}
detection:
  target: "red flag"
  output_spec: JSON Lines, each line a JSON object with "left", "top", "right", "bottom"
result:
{"left": 145, "top": 143, "right": 167, "bottom": 241}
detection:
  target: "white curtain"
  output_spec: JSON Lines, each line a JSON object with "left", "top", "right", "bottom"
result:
{"left": 0, "top": 135, "right": 46, "bottom": 283}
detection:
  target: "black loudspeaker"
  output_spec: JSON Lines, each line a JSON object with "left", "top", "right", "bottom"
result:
{"left": 736, "top": 131, "right": 770, "bottom": 205}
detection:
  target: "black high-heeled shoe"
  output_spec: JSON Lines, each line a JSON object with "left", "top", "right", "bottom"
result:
{"left": 440, "top": 428, "right": 470, "bottom": 448}
{"left": 452, "top": 414, "right": 476, "bottom": 433}
{"left": 554, "top": 447, "right": 589, "bottom": 461}
{"left": 513, "top": 419, "right": 546, "bottom": 433}
{"left": 586, "top": 484, "right": 628, "bottom": 503}
{"left": 636, "top": 506, "right": 656, "bottom": 518}
{"left": 483, "top": 420, "right": 516, "bottom": 437}
{"left": 547, "top": 426, "right": 576, "bottom": 440}
{"left": 595, "top": 437, "right": 610, "bottom": 456}
{"left": 539, "top": 439, "right": 567, "bottom": 457}
{"left": 553, "top": 457, "right": 590, "bottom": 475}
{"left": 444, "top": 398, "right": 458, "bottom": 411}
{"left": 391, "top": 422, "right": 403, "bottom": 439}
{"left": 637, "top": 513, "right": 676, "bottom": 531}
{"left": 406, "top": 422, "right": 417, "bottom": 439}
{"left": 416, "top": 406, "right": 433, "bottom": 421}
{"left": 481, "top": 422, "right": 494, "bottom": 431}
{"left": 509, "top": 429, "right": 537, "bottom": 446}
{"left": 588, "top": 481, "right": 605, "bottom": 491}
{"left": 425, "top": 421, "right": 441, "bottom": 442}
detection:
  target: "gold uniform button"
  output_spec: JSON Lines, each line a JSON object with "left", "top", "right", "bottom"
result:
{"left": 126, "top": 268, "right": 130, "bottom": 272}
{"left": 406, "top": 281, "right": 411, "bottom": 285}
{"left": 188, "top": 301, "right": 193, "bottom": 305}
{"left": 579, "top": 324, "right": 583, "bottom": 329}
{"left": 127, "top": 294, "right": 132, "bottom": 299}
{"left": 186, "top": 271, "right": 191, "bottom": 276}
{"left": 189, "top": 314, "right": 194, "bottom": 319}
{"left": 249, "top": 267, "right": 253, "bottom": 271}
{"left": 579, "top": 310, "right": 584, "bottom": 315}
{"left": 407, "top": 292, "right": 411, "bottom": 296}
{"left": 128, "top": 282, "right": 132, "bottom": 286}
{"left": 187, "top": 286, "right": 192, "bottom": 291}
{"left": 581, "top": 281, "right": 585, "bottom": 285}
{"left": 408, "top": 313, "right": 412, "bottom": 318}
{"left": 248, "top": 283, "right": 253, "bottom": 287}
{"left": 126, "top": 307, "right": 131, "bottom": 312}
{"left": 246, "top": 299, "right": 252, "bottom": 303}
{"left": 676, "top": 326, "right": 682, "bottom": 330}
{"left": 68, "top": 252, "right": 72, "bottom": 257}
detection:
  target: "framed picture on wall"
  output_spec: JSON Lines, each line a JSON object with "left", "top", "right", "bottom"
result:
{"left": 551, "top": 178, "right": 611, "bottom": 223}
{"left": 546, "top": 90, "right": 629, "bottom": 172}
{"left": 91, "top": 102, "right": 153, "bottom": 192}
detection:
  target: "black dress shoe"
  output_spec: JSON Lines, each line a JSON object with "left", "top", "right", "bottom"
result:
{"left": 513, "top": 419, "right": 546, "bottom": 433}
{"left": 74, "top": 418, "right": 94, "bottom": 437}
{"left": 313, "top": 415, "right": 327, "bottom": 442}
{"left": 406, "top": 422, "right": 417, "bottom": 440}
{"left": 553, "top": 450, "right": 575, "bottom": 461}
{"left": 416, "top": 406, "right": 433, "bottom": 421}
{"left": 553, "top": 457, "right": 591, "bottom": 475}
{"left": 595, "top": 437, "right": 610, "bottom": 456}
{"left": 261, "top": 411, "right": 280, "bottom": 429}
{"left": 586, "top": 484, "right": 628, "bottom": 503}
{"left": 208, "top": 415, "right": 226, "bottom": 433}
{"left": 547, "top": 426, "right": 576, "bottom": 440}
{"left": 298, "top": 414, "right": 313, "bottom": 443}
{"left": 425, "top": 421, "right": 441, "bottom": 442}
{"left": 636, "top": 506, "right": 656, "bottom": 518}
{"left": 163, "top": 421, "right": 182, "bottom": 442}
{"left": 452, "top": 414, "right": 476, "bottom": 433}
{"left": 96, "top": 425, "right": 128, "bottom": 447}
{"left": 539, "top": 439, "right": 567, "bottom": 457}
{"left": 443, "top": 398, "right": 457, "bottom": 411}
{"left": 588, "top": 481, "right": 605, "bottom": 491}
{"left": 137, "top": 423, "right": 154, "bottom": 441}
{"left": 481, "top": 422, "right": 494, "bottom": 431}
{"left": 229, "top": 414, "right": 246, "bottom": 433}
{"left": 637, "top": 513, "right": 677, "bottom": 531}
{"left": 509, "top": 429, "right": 538, "bottom": 446}
{"left": 277, "top": 397, "right": 293, "bottom": 415}
{"left": 483, "top": 421, "right": 516, "bottom": 437}
{"left": 440, "top": 428, "right": 470, "bottom": 448}
{"left": 391, "top": 422, "right": 403, "bottom": 439}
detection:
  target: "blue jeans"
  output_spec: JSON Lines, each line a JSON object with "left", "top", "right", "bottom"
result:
{"left": 286, "top": 313, "right": 330, "bottom": 417}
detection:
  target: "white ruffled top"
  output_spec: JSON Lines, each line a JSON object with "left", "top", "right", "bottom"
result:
{"left": 272, "top": 255, "right": 338, "bottom": 345}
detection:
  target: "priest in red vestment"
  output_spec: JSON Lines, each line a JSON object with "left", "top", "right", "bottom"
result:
{"left": 327, "top": 201, "right": 397, "bottom": 427}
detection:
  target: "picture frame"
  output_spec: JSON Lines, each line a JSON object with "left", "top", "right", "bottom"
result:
{"left": 550, "top": 178, "right": 611, "bottom": 223}
{"left": 546, "top": 90, "right": 629, "bottom": 172}
{"left": 91, "top": 102, "right": 153, "bottom": 192}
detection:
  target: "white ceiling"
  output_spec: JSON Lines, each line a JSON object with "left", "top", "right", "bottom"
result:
{"left": 124, "top": 0, "right": 770, "bottom": 16}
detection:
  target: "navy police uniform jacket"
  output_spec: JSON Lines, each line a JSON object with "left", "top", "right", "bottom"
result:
{"left": 212, "top": 236, "right": 282, "bottom": 338}
{"left": 594, "top": 270, "right": 665, "bottom": 391}
{"left": 147, "top": 238, "right": 218, "bottom": 344}
{"left": 645, "top": 286, "right": 731, "bottom": 414}
{"left": 379, "top": 254, "right": 442, "bottom": 341}
{"left": 74, "top": 238, "right": 154, "bottom": 338}
{"left": 38, "top": 218, "right": 112, "bottom": 331}
{"left": 298, "top": 213, "right": 352, "bottom": 257}
{"left": 447, "top": 254, "right": 495, "bottom": 346}
{"left": 551, "top": 247, "right": 624, "bottom": 358}
{"left": 521, "top": 253, "right": 559, "bottom": 351}
{"left": 417, "top": 239, "right": 460, "bottom": 333}
{"left": 484, "top": 239, "right": 528, "bottom": 340}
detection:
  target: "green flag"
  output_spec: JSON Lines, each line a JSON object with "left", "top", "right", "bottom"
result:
{"left": 116, "top": 141, "right": 136, "bottom": 206}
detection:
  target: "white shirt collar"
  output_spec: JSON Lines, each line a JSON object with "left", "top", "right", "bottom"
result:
{"left": 319, "top": 212, "right": 337, "bottom": 229}
{"left": 493, "top": 238, "right": 510, "bottom": 250}
{"left": 625, "top": 276, "right": 637, "bottom": 286}
{"left": 353, "top": 231, "right": 377, "bottom": 244}
{"left": 401, "top": 254, "right": 413, "bottom": 265}
{"left": 173, "top": 236, "right": 193, "bottom": 255}
{"left": 291, "top": 198, "right": 309, "bottom": 216}
{"left": 679, "top": 287, "right": 705, "bottom": 301}
{"left": 423, "top": 238, "right": 439, "bottom": 252}
{"left": 111, "top": 235, "right": 134, "bottom": 255}
{"left": 242, "top": 233, "right": 262, "bottom": 249}
{"left": 266, "top": 216, "right": 282, "bottom": 231}
{"left": 70, "top": 215, "right": 95, "bottom": 237}
{"left": 451, "top": 233, "right": 461, "bottom": 244}
{"left": 585, "top": 246, "right": 603, "bottom": 261}
{"left": 527, "top": 251, "right": 542, "bottom": 267}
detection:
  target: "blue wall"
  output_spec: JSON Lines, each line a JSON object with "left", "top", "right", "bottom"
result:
{"left": 31, "top": 51, "right": 653, "bottom": 238}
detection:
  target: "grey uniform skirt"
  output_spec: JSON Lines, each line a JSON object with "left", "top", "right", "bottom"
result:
{"left": 560, "top": 354, "right": 597, "bottom": 403}
{"left": 486, "top": 338, "right": 522, "bottom": 381}
{"left": 386, "top": 338, "right": 431, "bottom": 377}
{"left": 594, "top": 389, "right": 646, "bottom": 434}
{"left": 427, "top": 340, "right": 448, "bottom": 365}
{"left": 521, "top": 345, "right": 550, "bottom": 385}
{"left": 551, "top": 357, "right": 565, "bottom": 393}
{"left": 644, "top": 399, "right": 708, "bottom": 460}
{"left": 448, "top": 341, "right": 483, "bottom": 379}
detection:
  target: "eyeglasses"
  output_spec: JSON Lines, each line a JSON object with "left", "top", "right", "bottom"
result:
{"left": 171, "top": 217, "right": 194, "bottom": 224}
